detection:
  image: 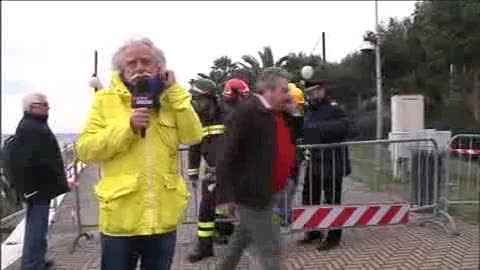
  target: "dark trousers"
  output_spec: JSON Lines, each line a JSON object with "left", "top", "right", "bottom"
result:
{"left": 198, "top": 179, "right": 216, "bottom": 238}
{"left": 22, "top": 200, "right": 50, "bottom": 270}
{"left": 302, "top": 174, "right": 343, "bottom": 242}
{"left": 100, "top": 231, "right": 176, "bottom": 270}
{"left": 197, "top": 179, "right": 234, "bottom": 239}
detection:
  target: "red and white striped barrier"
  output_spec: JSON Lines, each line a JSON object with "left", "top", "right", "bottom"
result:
{"left": 449, "top": 148, "right": 480, "bottom": 156}
{"left": 291, "top": 204, "right": 410, "bottom": 230}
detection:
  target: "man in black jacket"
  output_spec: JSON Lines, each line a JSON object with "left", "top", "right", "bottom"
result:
{"left": 216, "top": 68, "right": 302, "bottom": 270}
{"left": 300, "top": 80, "right": 352, "bottom": 251}
{"left": 11, "top": 92, "right": 70, "bottom": 270}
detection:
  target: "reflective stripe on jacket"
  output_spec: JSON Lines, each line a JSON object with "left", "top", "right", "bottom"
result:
{"left": 202, "top": 124, "right": 225, "bottom": 136}
{"left": 76, "top": 72, "right": 203, "bottom": 236}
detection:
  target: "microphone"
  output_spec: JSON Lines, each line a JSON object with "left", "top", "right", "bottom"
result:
{"left": 131, "top": 79, "right": 155, "bottom": 138}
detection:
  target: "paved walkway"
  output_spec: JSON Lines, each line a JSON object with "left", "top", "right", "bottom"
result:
{"left": 5, "top": 164, "right": 479, "bottom": 270}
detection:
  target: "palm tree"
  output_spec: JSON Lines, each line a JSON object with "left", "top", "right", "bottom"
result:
{"left": 212, "top": 56, "right": 238, "bottom": 74}
{"left": 197, "top": 56, "right": 239, "bottom": 85}
{"left": 239, "top": 46, "right": 292, "bottom": 83}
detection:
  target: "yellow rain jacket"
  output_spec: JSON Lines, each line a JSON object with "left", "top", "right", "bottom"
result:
{"left": 76, "top": 72, "right": 203, "bottom": 236}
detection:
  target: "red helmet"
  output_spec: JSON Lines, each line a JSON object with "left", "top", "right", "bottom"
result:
{"left": 223, "top": 78, "right": 250, "bottom": 98}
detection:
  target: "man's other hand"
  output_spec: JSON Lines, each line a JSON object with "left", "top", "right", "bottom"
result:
{"left": 217, "top": 203, "right": 236, "bottom": 218}
{"left": 161, "top": 70, "right": 177, "bottom": 88}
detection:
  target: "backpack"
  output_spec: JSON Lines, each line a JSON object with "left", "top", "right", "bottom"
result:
{"left": 1, "top": 135, "right": 21, "bottom": 205}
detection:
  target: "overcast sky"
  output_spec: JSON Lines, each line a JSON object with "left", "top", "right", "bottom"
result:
{"left": 1, "top": 1, "right": 416, "bottom": 134}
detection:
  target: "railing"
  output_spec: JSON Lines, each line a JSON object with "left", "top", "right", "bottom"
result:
{"left": 289, "top": 139, "right": 448, "bottom": 232}
{"left": 69, "top": 159, "right": 90, "bottom": 253}
{"left": 183, "top": 138, "right": 461, "bottom": 236}
{"left": 444, "top": 134, "right": 480, "bottom": 224}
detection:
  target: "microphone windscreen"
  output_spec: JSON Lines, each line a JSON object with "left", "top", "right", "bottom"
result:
{"left": 136, "top": 79, "right": 150, "bottom": 93}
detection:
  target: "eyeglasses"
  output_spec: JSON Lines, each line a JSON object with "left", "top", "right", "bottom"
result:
{"left": 31, "top": 102, "right": 50, "bottom": 108}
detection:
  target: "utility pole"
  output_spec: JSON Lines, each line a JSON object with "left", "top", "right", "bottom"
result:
{"left": 449, "top": 63, "right": 454, "bottom": 99}
{"left": 373, "top": 0, "right": 383, "bottom": 191}
{"left": 322, "top": 32, "right": 326, "bottom": 64}
{"left": 375, "top": 0, "right": 383, "bottom": 140}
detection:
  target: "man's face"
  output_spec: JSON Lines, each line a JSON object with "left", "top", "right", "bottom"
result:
{"left": 283, "top": 93, "right": 298, "bottom": 113}
{"left": 121, "top": 44, "right": 164, "bottom": 84}
{"left": 30, "top": 98, "right": 50, "bottom": 117}
{"left": 238, "top": 92, "right": 249, "bottom": 102}
{"left": 264, "top": 78, "right": 289, "bottom": 110}
{"left": 191, "top": 95, "right": 212, "bottom": 114}
{"left": 223, "top": 92, "right": 247, "bottom": 105}
{"left": 230, "top": 88, "right": 249, "bottom": 103}
{"left": 311, "top": 86, "right": 326, "bottom": 102}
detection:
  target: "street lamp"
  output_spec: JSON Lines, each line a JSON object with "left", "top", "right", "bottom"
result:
{"left": 359, "top": 0, "right": 384, "bottom": 189}
{"left": 301, "top": 65, "right": 314, "bottom": 80}
{"left": 360, "top": 40, "right": 374, "bottom": 54}
{"left": 374, "top": 0, "right": 383, "bottom": 140}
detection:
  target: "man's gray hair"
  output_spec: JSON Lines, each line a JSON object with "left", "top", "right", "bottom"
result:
{"left": 255, "top": 67, "right": 291, "bottom": 93}
{"left": 111, "top": 36, "right": 166, "bottom": 70}
{"left": 21, "top": 92, "right": 47, "bottom": 112}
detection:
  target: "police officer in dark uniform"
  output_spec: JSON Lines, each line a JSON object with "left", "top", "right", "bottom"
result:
{"left": 187, "top": 78, "right": 249, "bottom": 262}
{"left": 299, "top": 79, "right": 352, "bottom": 251}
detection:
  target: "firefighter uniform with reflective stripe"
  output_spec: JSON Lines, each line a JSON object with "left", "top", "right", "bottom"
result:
{"left": 187, "top": 79, "right": 235, "bottom": 262}
{"left": 188, "top": 125, "right": 225, "bottom": 240}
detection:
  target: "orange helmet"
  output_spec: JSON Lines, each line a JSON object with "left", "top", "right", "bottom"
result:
{"left": 223, "top": 78, "right": 250, "bottom": 98}
{"left": 288, "top": 83, "right": 304, "bottom": 105}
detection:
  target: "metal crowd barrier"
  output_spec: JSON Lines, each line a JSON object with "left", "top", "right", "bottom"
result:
{"left": 69, "top": 159, "right": 90, "bottom": 253}
{"left": 444, "top": 134, "right": 480, "bottom": 228}
{"left": 184, "top": 138, "right": 459, "bottom": 236}
{"left": 288, "top": 139, "right": 456, "bottom": 234}
{"left": 177, "top": 146, "right": 199, "bottom": 225}
{"left": 48, "top": 144, "right": 76, "bottom": 210}
{"left": 54, "top": 144, "right": 90, "bottom": 254}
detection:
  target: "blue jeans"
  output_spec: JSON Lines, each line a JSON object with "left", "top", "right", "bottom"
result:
{"left": 101, "top": 231, "right": 177, "bottom": 270}
{"left": 22, "top": 200, "right": 50, "bottom": 270}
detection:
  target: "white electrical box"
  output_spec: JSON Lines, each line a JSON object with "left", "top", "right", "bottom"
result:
{"left": 391, "top": 95, "right": 424, "bottom": 132}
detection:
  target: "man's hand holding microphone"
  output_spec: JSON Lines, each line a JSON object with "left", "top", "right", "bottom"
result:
{"left": 129, "top": 70, "right": 176, "bottom": 135}
{"left": 130, "top": 107, "right": 151, "bottom": 135}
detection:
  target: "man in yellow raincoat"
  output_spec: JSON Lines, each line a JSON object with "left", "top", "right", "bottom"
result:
{"left": 76, "top": 36, "right": 203, "bottom": 270}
